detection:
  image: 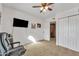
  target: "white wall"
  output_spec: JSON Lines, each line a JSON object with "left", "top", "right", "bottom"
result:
{"left": 0, "top": 4, "right": 2, "bottom": 32}
{"left": 1, "top": 6, "right": 44, "bottom": 45}
{"left": 43, "top": 18, "right": 56, "bottom": 41}
{"left": 0, "top": 4, "right": 2, "bottom": 12}
{"left": 56, "top": 7, "right": 79, "bottom": 52}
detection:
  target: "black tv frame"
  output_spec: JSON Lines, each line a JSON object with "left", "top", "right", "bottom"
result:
{"left": 13, "top": 18, "right": 28, "bottom": 28}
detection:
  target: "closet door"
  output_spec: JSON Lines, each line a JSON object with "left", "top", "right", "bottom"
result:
{"left": 62, "top": 18, "right": 69, "bottom": 47}
{"left": 76, "top": 15, "right": 79, "bottom": 51}
{"left": 58, "top": 19, "right": 68, "bottom": 46}
{"left": 68, "top": 16, "right": 77, "bottom": 50}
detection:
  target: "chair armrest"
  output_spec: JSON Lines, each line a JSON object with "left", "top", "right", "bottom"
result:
{"left": 10, "top": 42, "right": 20, "bottom": 45}
{"left": 10, "top": 42, "right": 20, "bottom": 48}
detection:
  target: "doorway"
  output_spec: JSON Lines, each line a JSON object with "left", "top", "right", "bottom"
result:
{"left": 50, "top": 22, "right": 56, "bottom": 41}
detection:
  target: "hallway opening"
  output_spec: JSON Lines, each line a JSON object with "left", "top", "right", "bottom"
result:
{"left": 50, "top": 22, "right": 56, "bottom": 42}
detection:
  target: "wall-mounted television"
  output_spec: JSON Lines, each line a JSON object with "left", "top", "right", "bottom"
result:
{"left": 13, "top": 18, "right": 28, "bottom": 28}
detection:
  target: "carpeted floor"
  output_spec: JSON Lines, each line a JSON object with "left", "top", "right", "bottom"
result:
{"left": 24, "top": 39, "right": 79, "bottom": 56}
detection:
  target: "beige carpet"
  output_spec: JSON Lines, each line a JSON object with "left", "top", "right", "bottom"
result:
{"left": 24, "top": 39, "right": 79, "bottom": 56}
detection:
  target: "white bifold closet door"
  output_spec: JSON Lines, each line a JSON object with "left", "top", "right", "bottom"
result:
{"left": 68, "top": 16, "right": 77, "bottom": 50}
{"left": 62, "top": 18, "right": 69, "bottom": 48}
{"left": 57, "top": 15, "right": 79, "bottom": 51}
{"left": 56, "top": 10, "right": 79, "bottom": 51}
{"left": 57, "top": 19, "right": 64, "bottom": 45}
{"left": 76, "top": 15, "right": 79, "bottom": 51}
{"left": 57, "top": 17, "right": 69, "bottom": 47}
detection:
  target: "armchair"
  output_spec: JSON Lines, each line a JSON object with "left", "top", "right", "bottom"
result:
{"left": 0, "top": 32, "right": 26, "bottom": 56}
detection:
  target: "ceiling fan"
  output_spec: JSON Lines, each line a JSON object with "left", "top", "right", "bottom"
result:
{"left": 32, "top": 3, "right": 54, "bottom": 13}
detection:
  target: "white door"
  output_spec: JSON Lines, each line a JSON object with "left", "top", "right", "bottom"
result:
{"left": 76, "top": 15, "right": 79, "bottom": 51}
{"left": 68, "top": 16, "right": 77, "bottom": 50}
{"left": 58, "top": 19, "right": 65, "bottom": 46}
{"left": 62, "top": 18, "right": 69, "bottom": 47}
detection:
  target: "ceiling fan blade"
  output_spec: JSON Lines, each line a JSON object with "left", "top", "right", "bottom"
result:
{"left": 48, "top": 8, "right": 52, "bottom": 11}
{"left": 48, "top": 3, "right": 54, "bottom": 5}
{"left": 32, "top": 6, "right": 41, "bottom": 8}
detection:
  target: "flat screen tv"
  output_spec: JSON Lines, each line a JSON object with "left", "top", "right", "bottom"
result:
{"left": 13, "top": 18, "right": 28, "bottom": 28}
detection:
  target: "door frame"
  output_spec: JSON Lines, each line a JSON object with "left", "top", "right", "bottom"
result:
{"left": 50, "top": 21, "right": 56, "bottom": 40}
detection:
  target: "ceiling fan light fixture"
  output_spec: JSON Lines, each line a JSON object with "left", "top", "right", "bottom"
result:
{"left": 32, "top": 3, "right": 53, "bottom": 13}
{"left": 43, "top": 9, "right": 46, "bottom": 12}
{"left": 40, "top": 6, "right": 48, "bottom": 12}
{"left": 45, "top": 6, "right": 48, "bottom": 10}
{"left": 40, "top": 7, "right": 43, "bottom": 10}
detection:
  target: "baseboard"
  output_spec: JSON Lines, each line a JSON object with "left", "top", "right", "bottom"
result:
{"left": 56, "top": 43, "right": 79, "bottom": 53}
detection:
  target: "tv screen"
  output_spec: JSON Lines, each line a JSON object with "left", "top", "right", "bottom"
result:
{"left": 13, "top": 18, "right": 28, "bottom": 28}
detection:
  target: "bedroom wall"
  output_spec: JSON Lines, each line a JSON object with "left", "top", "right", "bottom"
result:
{"left": 0, "top": 4, "right": 2, "bottom": 32}
{"left": 1, "top": 6, "right": 44, "bottom": 45}
{"left": 43, "top": 18, "right": 55, "bottom": 41}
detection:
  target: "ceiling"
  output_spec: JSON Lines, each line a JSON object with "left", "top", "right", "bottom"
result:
{"left": 2, "top": 3, "right": 79, "bottom": 20}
